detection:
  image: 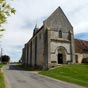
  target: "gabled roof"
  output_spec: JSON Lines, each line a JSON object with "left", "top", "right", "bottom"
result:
{"left": 75, "top": 39, "right": 88, "bottom": 53}
{"left": 44, "top": 7, "right": 73, "bottom": 31}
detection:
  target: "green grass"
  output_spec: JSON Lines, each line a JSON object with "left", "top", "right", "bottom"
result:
{"left": 0, "top": 62, "right": 7, "bottom": 68}
{"left": 0, "top": 72, "right": 5, "bottom": 88}
{"left": 0, "top": 63, "right": 5, "bottom": 88}
{"left": 0, "top": 63, "right": 4, "bottom": 68}
{"left": 39, "top": 64, "right": 88, "bottom": 87}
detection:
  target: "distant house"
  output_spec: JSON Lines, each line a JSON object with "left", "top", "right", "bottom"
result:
{"left": 21, "top": 7, "right": 88, "bottom": 70}
{"left": 75, "top": 39, "right": 88, "bottom": 63}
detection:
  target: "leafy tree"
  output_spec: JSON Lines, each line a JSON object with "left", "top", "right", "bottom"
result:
{"left": 1, "top": 55, "right": 10, "bottom": 63}
{"left": 0, "top": 0, "right": 16, "bottom": 37}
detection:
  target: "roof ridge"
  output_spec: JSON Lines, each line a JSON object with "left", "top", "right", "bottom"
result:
{"left": 75, "top": 38, "right": 88, "bottom": 42}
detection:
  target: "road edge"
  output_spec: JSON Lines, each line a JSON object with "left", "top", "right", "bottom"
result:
{"left": 32, "top": 72, "right": 86, "bottom": 88}
{"left": 2, "top": 66, "right": 11, "bottom": 88}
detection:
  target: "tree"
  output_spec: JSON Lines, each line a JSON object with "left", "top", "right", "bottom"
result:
{"left": 1, "top": 55, "right": 10, "bottom": 63}
{"left": 0, "top": 0, "right": 16, "bottom": 37}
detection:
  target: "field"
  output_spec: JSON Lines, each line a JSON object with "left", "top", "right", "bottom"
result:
{"left": 39, "top": 64, "right": 88, "bottom": 87}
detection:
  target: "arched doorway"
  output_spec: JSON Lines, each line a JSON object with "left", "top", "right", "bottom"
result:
{"left": 56, "top": 46, "right": 67, "bottom": 64}
{"left": 58, "top": 54, "right": 63, "bottom": 64}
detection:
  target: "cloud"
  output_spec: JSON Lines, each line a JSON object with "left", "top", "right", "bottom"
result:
{"left": 2, "top": 0, "right": 88, "bottom": 62}
{"left": 74, "top": 22, "right": 88, "bottom": 34}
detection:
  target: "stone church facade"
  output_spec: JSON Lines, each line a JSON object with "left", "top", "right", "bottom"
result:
{"left": 21, "top": 7, "right": 87, "bottom": 70}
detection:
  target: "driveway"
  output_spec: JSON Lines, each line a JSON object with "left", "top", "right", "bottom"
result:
{"left": 3, "top": 64, "right": 85, "bottom": 88}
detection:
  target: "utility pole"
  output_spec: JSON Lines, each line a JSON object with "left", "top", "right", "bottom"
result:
{"left": 1, "top": 48, "right": 2, "bottom": 61}
{"left": 0, "top": 48, "right": 2, "bottom": 63}
{"left": 0, "top": 40, "right": 2, "bottom": 63}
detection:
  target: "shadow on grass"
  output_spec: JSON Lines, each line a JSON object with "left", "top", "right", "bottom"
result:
{"left": 8, "top": 64, "right": 42, "bottom": 71}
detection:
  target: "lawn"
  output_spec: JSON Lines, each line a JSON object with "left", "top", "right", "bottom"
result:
{"left": 0, "top": 63, "right": 4, "bottom": 68}
{"left": 0, "top": 63, "right": 5, "bottom": 88}
{"left": 39, "top": 64, "right": 88, "bottom": 87}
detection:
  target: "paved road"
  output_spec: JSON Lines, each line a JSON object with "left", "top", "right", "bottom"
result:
{"left": 3, "top": 64, "right": 85, "bottom": 88}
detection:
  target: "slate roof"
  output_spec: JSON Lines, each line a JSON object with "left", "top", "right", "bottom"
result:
{"left": 75, "top": 39, "right": 88, "bottom": 53}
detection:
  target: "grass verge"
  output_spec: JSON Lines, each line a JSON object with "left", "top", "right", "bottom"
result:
{"left": 0, "top": 72, "right": 5, "bottom": 88}
{"left": 39, "top": 64, "right": 88, "bottom": 87}
{"left": 0, "top": 63, "right": 5, "bottom": 88}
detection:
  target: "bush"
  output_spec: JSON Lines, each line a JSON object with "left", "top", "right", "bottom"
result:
{"left": 1, "top": 55, "right": 10, "bottom": 63}
{"left": 82, "top": 58, "right": 88, "bottom": 63}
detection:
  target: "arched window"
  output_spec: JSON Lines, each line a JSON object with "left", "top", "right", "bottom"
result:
{"left": 59, "top": 30, "right": 62, "bottom": 38}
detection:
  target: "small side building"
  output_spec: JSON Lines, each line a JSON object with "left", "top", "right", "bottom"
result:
{"left": 75, "top": 39, "right": 88, "bottom": 63}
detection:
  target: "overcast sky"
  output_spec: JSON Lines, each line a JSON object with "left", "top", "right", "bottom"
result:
{"left": 1, "top": 0, "right": 88, "bottom": 62}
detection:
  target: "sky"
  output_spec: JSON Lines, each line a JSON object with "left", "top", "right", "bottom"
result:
{"left": 1, "top": 0, "right": 88, "bottom": 62}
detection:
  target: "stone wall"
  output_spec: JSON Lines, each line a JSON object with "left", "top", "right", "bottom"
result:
{"left": 27, "top": 43, "right": 30, "bottom": 65}
{"left": 37, "top": 28, "right": 44, "bottom": 66}
{"left": 44, "top": 7, "right": 75, "bottom": 65}
{"left": 75, "top": 53, "right": 83, "bottom": 63}
{"left": 45, "top": 7, "right": 73, "bottom": 33}
{"left": 75, "top": 53, "right": 88, "bottom": 63}
{"left": 49, "top": 40, "right": 71, "bottom": 66}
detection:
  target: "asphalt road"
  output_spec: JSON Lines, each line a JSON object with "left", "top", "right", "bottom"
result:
{"left": 3, "top": 64, "right": 85, "bottom": 88}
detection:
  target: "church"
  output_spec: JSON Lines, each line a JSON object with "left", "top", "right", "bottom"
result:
{"left": 21, "top": 7, "right": 88, "bottom": 70}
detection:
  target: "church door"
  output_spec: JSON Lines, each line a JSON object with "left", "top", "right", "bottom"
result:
{"left": 58, "top": 54, "right": 63, "bottom": 64}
